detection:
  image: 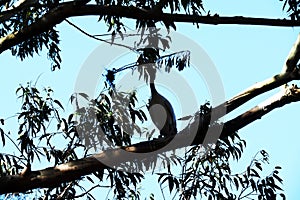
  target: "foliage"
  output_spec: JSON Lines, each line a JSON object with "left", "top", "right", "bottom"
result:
{"left": 282, "top": 0, "right": 300, "bottom": 20}
{"left": 0, "top": 47, "right": 286, "bottom": 199}
{"left": 158, "top": 137, "right": 285, "bottom": 200}
{"left": 0, "top": 0, "right": 295, "bottom": 199}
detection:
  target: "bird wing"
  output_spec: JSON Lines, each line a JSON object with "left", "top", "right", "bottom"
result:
{"left": 156, "top": 93, "right": 177, "bottom": 135}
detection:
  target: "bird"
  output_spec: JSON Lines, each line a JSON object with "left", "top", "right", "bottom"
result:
{"left": 147, "top": 67, "right": 177, "bottom": 138}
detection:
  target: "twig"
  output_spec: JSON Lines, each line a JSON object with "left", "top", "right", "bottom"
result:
{"left": 73, "top": 184, "right": 100, "bottom": 198}
{"left": 159, "top": 182, "right": 167, "bottom": 200}
{"left": 56, "top": 182, "right": 73, "bottom": 199}
{"left": 65, "top": 19, "right": 136, "bottom": 51}
{"left": 4, "top": 132, "right": 24, "bottom": 158}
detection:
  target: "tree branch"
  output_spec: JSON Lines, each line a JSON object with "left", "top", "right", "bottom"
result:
{"left": 0, "top": 156, "right": 105, "bottom": 194}
{"left": 2, "top": 4, "right": 300, "bottom": 195}
{"left": 214, "top": 33, "right": 300, "bottom": 119}
{"left": 282, "top": 33, "right": 300, "bottom": 73}
{"left": 1, "top": 85, "right": 300, "bottom": 194}
{"left": 1, "top": 4, "right": 300, "bottom": 53}
{"left": 0, "top": 1, "right": 86, "bottom": 54}
{"left": 65, "top": 19, "right": 135, "bottom": 51}
{"left": 221, "top": 85, "right": 300, "bottom": 138}
{"left": 0, "top": 0, "right": 39, "bottom": 23}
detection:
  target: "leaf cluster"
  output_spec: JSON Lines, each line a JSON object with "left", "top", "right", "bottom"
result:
{"left": 281, "top": 0, "right": 300, "bottom": 20}
{"left": 0, "top": 48, "right": 286, "bottom": 200}
{"left": 157, "top": 133, "right": 285, "bottom": 200}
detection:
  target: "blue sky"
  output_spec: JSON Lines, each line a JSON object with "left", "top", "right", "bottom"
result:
{"left": 0, "top": 0, "right": 300, "bottom": 199}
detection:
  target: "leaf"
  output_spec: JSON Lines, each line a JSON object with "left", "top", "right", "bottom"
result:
{"left": 70, "top": 95, "right": 76, "bottom": 104}
{"left": 111, "top": 31, "right": 116, "bottom": 45}
{"left": 86, "top": 176, "right": 94, "bottom": 183}
{"left": 160, "top": 38, "right": 170, "bottom": 50}
{"left": 55, "top": 117, "right": 61, "bottom": 129}
{"left": 39, "top": 133, "right": 50, "bottom": 141}
{"left": 139, "top": 109, "right": 147, "bottom": 121}
{"left": 135, "top": 111, "right": 144, "bottom": 122}
{"left": 280, "top": 193, "right": 286, "bottom": 200}
{"left": 68, "top": 114, "right": 74, "bottom": 124}
{"left": 255, "top": 162, "right": 262, "bottom": 171}
{"left": 250, "top": 179, "right": 257, "bottom": 192}
{"left": 273, "top": 183, "right": 283, "bottom": 191}
{"left": 260, "top": 150, "right": 268, "bottom": 157}
{"left": 157, "top": 173, "right": 167, "bottom": 183}
{"left": 78, "top": 93, "right": 90, "bottom": 101}
{"left": 250, "top": 169, "right": 260, "bottom": 178}
{"left": 0, "top": 128, "right": 5, "bottom": 146}
{"left": 16, "top": 86, "right": 22, "bottom": 95}
{"left": 118, "top": 31, "right": 124, "bottom": 40}
{"left": 178, "top": 115, "right": 193, "bottom": 120}
{"left": 5, "top": 155, "right": 11, "bottom": 166}
{"left": 283, "top": 0, "right": 288, "bottom": 11}
{"left": 61, "top": 118, "right": 68, "bottom": 132}
{"left": 43, "top": 147, "right": 50, "bottom": 161}
{"left": 130, "top": 110, "right": 135, "bottom": 123}
{"left": 181, "top": 0, "right": 188, "bottom": 10}
{"left": 150, "top": 193, "right": 155, "bottom": 200}
{"left": 233, "top": 177, "right": 239, "bottom": 190}
{"left": 54, "top": 99, "right": 64, "bottom": 111}
{"left": 247, "top": 166, "right": 250, "bottom": 176}
{"left": 168, "top": 177, "right": 174, "bottom": 192}
{"left": 12, "top": 158, "right": 19, "bottom": 170}
{"left": 273, "top": 174, "right": 283, "bottom": 184}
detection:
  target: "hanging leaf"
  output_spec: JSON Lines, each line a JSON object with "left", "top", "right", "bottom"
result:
{"left": 54, "top": 99, "right": 64, "bottom": 111}
{"left": 0, "top": 128, "right": 5, "bottom": 146}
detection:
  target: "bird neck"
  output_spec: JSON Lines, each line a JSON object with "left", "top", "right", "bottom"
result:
{"left": 150, "top": 82, "right": 157, "bottom": 94}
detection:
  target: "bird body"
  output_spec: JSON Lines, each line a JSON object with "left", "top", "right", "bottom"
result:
{"left": 148, "top": 82, "right": 177, "bottom": 137}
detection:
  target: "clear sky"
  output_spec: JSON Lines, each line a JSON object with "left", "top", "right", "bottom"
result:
{"left": 0, "top": 0, "right": 300, "bottom": 199}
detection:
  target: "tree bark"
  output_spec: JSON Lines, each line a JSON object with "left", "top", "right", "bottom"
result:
{"left": 1, "top": 84, "right": 300, "bottom": 194}
{"left": 1, "top": 4, "right": 300, "bottom": 195}
{"left": 1, "top": 4, "right": 300, "bottom": 53}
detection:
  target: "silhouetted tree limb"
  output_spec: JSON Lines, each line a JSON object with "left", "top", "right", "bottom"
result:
{"left": 215, "top": 34, "right": 300, "bottom": 119}
{"left": 282, "top": 33, "right": 300, "bottom": 73}
{"left": 1, "top": 84, "right": 300, "bottom": 194}
{"left": 221, "top": 84, "right": 300, "bottom": 138}
{"left": 0, "top": 0, "right": 40, "bottom": 23}
{"left": 0, "top": 156, "right": 105, "bottom": 194}
{"left": 1, "top": 34, "right": 300, "bottom": 194}
{"left": 1, "top": 4, "right": 300, "bottom": 54}
{"left": 1, "top": 1, "right": 299, "bottom": 195}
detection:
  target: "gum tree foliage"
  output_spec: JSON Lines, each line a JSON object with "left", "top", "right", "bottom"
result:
{"left": 0, "top": 0, "right": 299, "bottom": 199}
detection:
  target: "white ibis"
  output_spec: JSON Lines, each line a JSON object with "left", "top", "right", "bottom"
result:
{"left": 147, "top": 67, "right": 177, "bottom": 138}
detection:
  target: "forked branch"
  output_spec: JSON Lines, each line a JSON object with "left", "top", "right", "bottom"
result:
{"left": 1, "top": 34, "right": 300, "bottom": 194}
{"left": 1, "top": 4, "right": 300, "bottom": 53}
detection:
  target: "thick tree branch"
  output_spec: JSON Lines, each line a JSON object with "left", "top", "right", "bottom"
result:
{"left": 1, "top": 4, "right": 300, "bottom": 53}
{"left": 0, "top": 1, "right": 86, "bottom": 53}
{"left": 224, "top": 70, "right": 300, "bottom": 114}
{"left": 214, "top": 33, "right": 300, "bottom": 119}
{"left": 0, "top": 156, "right": 105, "bottom": 194}
{"left": 0, "top": 0, "right": 39, "bottom": 23}
{"left": 1, "top": 68, "right": 300, "bottom": 194}
{"left": 221, "top": 85, "right": 300, "bottom": 138}
{"left": 282, "top": 34, "right": 300, "bottom": 73}
{"left": 1, "top": 85, "right": 300, "bottom": 194}
{"left": 2, "top": 4, "right": 300, "bottom": 196}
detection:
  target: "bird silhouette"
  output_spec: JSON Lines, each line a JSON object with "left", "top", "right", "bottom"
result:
{"left": 147, "top": 67, "right": 177, "bottom": 138}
